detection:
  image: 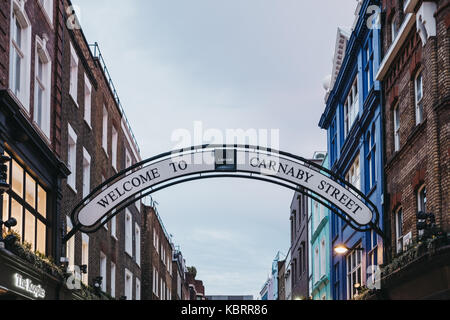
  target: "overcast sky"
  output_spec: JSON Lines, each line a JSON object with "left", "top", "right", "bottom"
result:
{"left": 72, "top": 0, "right": 358, "bottom": 298}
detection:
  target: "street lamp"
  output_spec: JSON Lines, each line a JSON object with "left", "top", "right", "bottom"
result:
{"left": 333, "top": 244, "right": 364, "bottom": 255}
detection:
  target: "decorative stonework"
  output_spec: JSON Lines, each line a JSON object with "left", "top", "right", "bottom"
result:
{"left": 416, "top": 2, "right": 438, "bottom": 46}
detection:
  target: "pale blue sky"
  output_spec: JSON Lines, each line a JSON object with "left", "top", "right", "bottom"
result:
{"left": 72, "top": 0, "right": 358, "bottom": 297}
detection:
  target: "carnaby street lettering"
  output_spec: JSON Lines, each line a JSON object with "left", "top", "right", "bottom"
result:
{"left": 239, "top": 152, "right": 369, "bottom": 223}
{"left": 97, "top": 168, "right": 161, "bottom": 208}
{"left": 249, "top": 157, "right": 314, "bottom": 183}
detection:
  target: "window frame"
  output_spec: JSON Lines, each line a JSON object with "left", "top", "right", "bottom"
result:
{"left": 3, "top": 151, "right": 49, "bottom": 255}
{"left": 69, "top": 42, "right": 79, "bottom": 105}
{"left": 346, "top": 245, "right": 363, "bottom": 299}
{"left": 9, "top": 0, "right": 32, "bottom": 112}
{"left": 125, "top": 209, "right": 133, "bottom": 256}
{"left": 84, "top": 74, "right": 92, "bottom": 128}
{"left": 414, "top": 71, "right": 424, "bottom": 125}
{"left": 67, "top": 124, "right": 77, "bottom": 192}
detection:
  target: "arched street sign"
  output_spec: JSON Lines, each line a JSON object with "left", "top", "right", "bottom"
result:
{"left": 63, "top": 145, "right": 382, "bottom": 242}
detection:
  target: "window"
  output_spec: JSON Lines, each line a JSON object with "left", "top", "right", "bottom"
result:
{"left": 100, "top": 252, "right": 107, "bottom": 292}
{"left": 346, "top": 246, "right": 363, "bottom": 299}
{"left": 391, "top": 19, "right": 398, "bottom": 43}
{"left": 135, "top": 223, "right": 141, "bottom": 266}
{"left": 37, "top": 0, "right": 53, "bottom": 24}
{"left": 34, "top": 36, "right": 51, "bottom": 138}
{"left": 67, "top": 124, "right": 77, "bottom": 192}
{"left": 395, "top": 207, "right": 404, "bottom": 253}
{"left": 365, "top": 42, "right": 373, "bottom": 94}
{"left": 417, "top": 185, "right": 427, "bottom": 238}
{"left": 9, "top": 1, "right": 32, "bottom": 111}
{"left": 84, "top": 74, "right": 92, "bottom": 128}
{"left": 330, "top": 118, "right": 337, "bottom": 165}
{"left": 81, "top": 233, "right": 89, "bottom": 285}
{"left": 111, "top": 126, "right": 118, "bottom": 171}
{"left": 314, "top": 247, "right": 319, "bottom": 283}
{"left": 125, "top": 149, "right": 132, "bottom": 169}
{"left": 124, "top": 269, "right": 133, "bottom": 300}
{"left": 135, "top": 278, "right": 141, "bottom": 300}
{"left": 344, "top": 77, "right": 359, "bottom": 137}
{"left": 320, "top": 239, "right": 326, "bottom": 277}
{"left": 111, "top": 212, "right": 117, "bottom": 239}
{"left": 100, "top": 175, "right": 108, "bottom": 229}
{"left": 334, "top": 263, "right": 340, "bottom": 300}
{"left": 367, "top": 230, "right": 378, "bottom": 287}
{"left": 366, "top": 127, "right": 376, "bottom": 191}
{"left": 346, "top": 156, "right": 361, "bottom": 191}
{"left": 82, "top": 148, "right": 91, "bottom": 198}
{"left": 393, "top": 104, "right": 400, "bottom": 152}
{"left": 102, "top": 105, "right": 108, "bottom": 154}
{"left": 125, "top": 209, "right": 133, "bottom": 256}
{"left": 301, "top": 242, "right": 306, "bottom": 273}
{"left": 66, "top": 217, "right": 75, "bottom": 270}
{"left": 69, "top": 43, "right": 79, "bottom": 104}
{"left": 415, "top": 72, "right": 424, "bottom": 125}
{"left": 3, "top": 151, "right": 48, "bottom": 254}
{"left": 110, "top": 262, "right": 116, "bottom": 298}
{"left": 153, "top": 267, "right": 159, "bottom": 296}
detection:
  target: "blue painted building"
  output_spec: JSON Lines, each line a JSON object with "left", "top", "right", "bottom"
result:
{"left": 319, "top": 0, "right": 385, "bottom": 300}
{"left": 309, "top": 153, "right": 332, "bottom": 300}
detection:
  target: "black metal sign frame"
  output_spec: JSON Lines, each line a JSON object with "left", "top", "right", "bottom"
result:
{"left": 63, "top": 145, "right": 384, "bottom": 243}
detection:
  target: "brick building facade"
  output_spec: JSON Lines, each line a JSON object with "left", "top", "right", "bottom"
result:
{"left": 142, "top": 204, "right": 174, "bottom": 300}
{"left": 375, "top": 0, "right": 449, "bottom": 299}
{"left": 289, "top": 190, "right": 309, "bottom": 300}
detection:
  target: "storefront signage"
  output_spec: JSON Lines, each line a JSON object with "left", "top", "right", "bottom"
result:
{"left": 14, "top": 273, "right": 46, "bottom": 299}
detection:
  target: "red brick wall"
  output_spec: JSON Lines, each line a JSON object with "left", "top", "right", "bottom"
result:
{"left": 382, "top": 0, "right": 450, "bottom": 258}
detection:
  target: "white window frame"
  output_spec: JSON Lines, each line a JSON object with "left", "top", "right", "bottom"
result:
{"left": 67, "top": 124, "right": 77, "bottom": 192}
{"left": 102, "top": 105, "right": 108, "bottom": 155}
{"left": 111, "top": 213, "right": 117, "bottom": 240}
{"left": 110, "top": 262, "right": 116, "bottom": 298}
{"left": 84, "top": 74, "right": 92, "bottom": 128}
{"left": 66, "top": 216, "right": 75, "bottom": 271}
{"left": 414, "top": 71, "right": 424, "bottom": 125}
{"left": 135, "top": 278, "right": 141, "bottom": 301}
{"left": 125, "top": 209, "right": 133, "bottom": 256}
{"left": 111, "top": 126, "right": 118, "bottom": 171}
{"left": 37, "top": 0, "right": 53, "bottom": 26}
{"left": 81, "top": 233, "right": 89, "bottom": 285}
{"left": 135, "top": 223, "right": 141, "bottom": 266}
{"left": 9, "top": 0, "right": 32, "bottom": 112}
{"left": 344, "top": 76, "right": 359, "bottom": 138}
{"left": 346, "top": 155, "right": 361, "bottom": 192}
{"left": 82, "top": 148, "right": 91, "bottom": 199}
{"left": 393, "top": 104, "right": 400, "bottom": 152}
{"left": 100, "top": 251, "right": 107, "bottom": 292}
{"left": 153, "top": 267, "right": 159, "bottom": 297}
{"left": 124, "top": 268, "right": 133, "bottom": 300}
{"left": 346, "top": 245, "right": 363, "bottom": 299}
{"left": 34, "top": 35, "right": 52, "bottom": 138}
{"left": 69, "top": 42, "right": 79, "bottom": 105}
